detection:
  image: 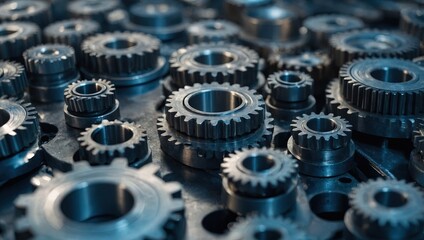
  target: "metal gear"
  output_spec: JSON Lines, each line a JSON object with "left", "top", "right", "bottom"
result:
{"left": 0, "top": 0, "right": 51, "bottom": 28}
{"left": 23, "top": 44, "right": 75, "bottom": 75}
{"left": 329, "top": 29, "right": 421, "bottom": 67}
{"left": 226, "top": 215, "right": 311, "bottom": 240}
{"left": 78, "top": 120, "right": 151, "bottom": 166}
{"left": 165, "top": 82, "right": 265, "bottom": 139}
{"left": 345, "top": 179, "right": 424, "bottom": 240}
{"left": 67, "top": 0, "right": 120, "bottom": 26}
{"left": 0, "top": 22, "right": 41, "bottom": 61}
{"left": 0, "top": 61, "right": 27, "bottom": 97}
{"left": 267, "top": 70, "right": 313, "bottom": 103}
{"left": 169, "top": 42, "right": 259, "bottom": 88}
{"left": 224, "top": 0, "right": 272, "bottom": 24}
{"left": 400, "top": 8, "right": 424, "bottom": 41}
{"left": 14, "top": 159, "right": 185, "bottom": 240}
{"left": 187, "top": 20, "right": 239, "bottom": 44}
{"left": 414, "top": 56, "right": 424, "bottom": 68}
{"left": 0, "top": 97, "right": 38, "bottom": 158}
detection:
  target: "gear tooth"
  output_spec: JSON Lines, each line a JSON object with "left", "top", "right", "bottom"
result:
{"left": 139, "top": 163, "right": 160, "bottom": 176}
{"left": 110, "top": 158, "right": 128, "bottom": 167}
{"left": 164, "top": 182, "right": 182, "bottom": 197}
{"left": 14, "top": 194, "right": 33, "bottom": 209}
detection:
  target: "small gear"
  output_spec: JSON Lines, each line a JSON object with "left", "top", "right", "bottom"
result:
{"left": 345, "top": 179, "right": 424, "bottom": 240}
{"left": 221, "top": 148, "right": 297, "bottom": 197}
{"left": 187, "top": 20, "right": 239, "bottom": 44}
{"left": 224, "top": 0, "right": 272, "bottom": 24}
{"left": 0, "top": 97, "right": 39, "bottom": 158}
{"left": 400, "top": 8, "right": 424, "bottom": 41}
{"left": 0, "top": 22, "right": 41, "bottom": 60}
{"left": 14, "top": 159, "right": 185, "bottom": 239}
{"left": 81, "top": 32, "right": 160, "bottom": 76}
{"left": 23, "top": 44, "right": 76, "bottom": 75}
{"left": 78, "top": 120, "right": 151, "bottom": 166}
{"left": 227, "top": 215, "right": 311, "bottom": 240}
{"left": 291, "top": 112, "right": 352, "bottom": 151}
{"left": 0, "top": 61, "right": 27, "bottom": 97}
{"left": 169, "top": 42, "right": 259, "bottom": 88}
{"left": 267, "top": 70, "right": 313, "bottom": 103}
{"left": 65, "top": 79, "right": 116, "bottom": 113}
{"left": 329, "top": 29, "right": 421, "bottom": 67}
{"left": 165, "top": 82, "right": 265, "bottom": 139}
{"left": 67, "top": 0, "right": 120, "bottom": 25}
{"left": 0, "top": 0, "right": 51, "bottom": 28}
{"left": 413, "top": 118, "right": 424, "bottom": 153}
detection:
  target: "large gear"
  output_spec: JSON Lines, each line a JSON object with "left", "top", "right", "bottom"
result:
{"left": 78, "top": 120, "right": 151, "bottom": 166}
{"left": 0, "top": 97, "right": 38, "bottom": 158}
{"left": 187, "top": 20, "right": 239, "bottom": 44}
{"left": 0, "top": 22, "right": 41, "bottom": 61}
{"left": 169, "top": 42, "right": 259, "bottom": 88}
{"left": 0, "top": 61, "right": 27, "bottom": 97}
{"left": 0, "top": 0, "right": 51, "bottom": 28}
{"left": 23, "top": 44, "right": 75, "bottom": 75}
{"left": 400, "top": 8, "right": 424, "bottom": 41}
{"left": 345, "top": 179, "right": 424, "bottom": 240}
{"left": 14, "top": 159, "right": 185, "bottom": 240}
{"left": 329, "top": 29, "right": 421, "bottom": 67}
{"left": 267, "top": 70, "right": 313, "bottom": 103}
{"left": 165, "top": 82, "right": 265, "bottom": 139}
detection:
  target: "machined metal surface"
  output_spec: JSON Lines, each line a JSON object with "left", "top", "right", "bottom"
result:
{"left": 0, "top": 22, "right": 41, "bottom": 61}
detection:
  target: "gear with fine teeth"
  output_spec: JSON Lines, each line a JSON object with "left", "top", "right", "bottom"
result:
{"left": 78, "top": 120, "right": 151, "bottom": 166}
{"left": 344, "top": 179, "right": 424, "bottom": 240}
{"left": 187, "top": 20, "right": 240, "bottom": 44}
{"left": 413, "top": 118, "right": 424, "bottom": 153}
{"left": 165, "top": 82, "right": 265, "bottom": 139}
{"left": 0, "top": 61, "right": 27, "bottom": 97}
{"left": 0, "top": 22, "right": 41, "bottom": 61}
{"left": 23, "top": 44, "right": 76, "bottom": 75}
{"left": 169, "top": 42, "right": 259, "bottom": 88}
{"left": 400, "top": 8, "right": 424, "bottom": 41}
{"left": 0, "top": 0, "right": 51, "bottom": 28}
{"left": 267, "top": 70, "right": 313, "bottom": 103}
{"left": 13, "top": 159, "right": 186, "bottom": 240}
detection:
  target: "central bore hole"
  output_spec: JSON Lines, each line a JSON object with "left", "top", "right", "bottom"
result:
{"left": 278, "top": 72, "right": 302, "bottom": 83}
{"left": 104, "top": 40, "right": 137, "bottom": 50}
{"left": 194, "top": 52, "right": 234, "bottom": 65}
{"left": 0, "top": 27, "right": 17, "bottom": 36}
{"left": 9, "top": 3, "right": 31, "bottom": 12}
{"left": 61, "top": 183, "right": 134, "bottom": 223}
{"left": 39, "top": 48, "right": 59, "bottom": 56}
{"left": 326, "top": 19, "right": 348, "bottom": 26}
{"left": 309, "top": 192, "right": 349, "bottom": 221}
{"left": 370, "top": 67, "right": 413, "bottom": 83}
{"left": 91, "top": 124, "right": 134, "bottom": 145}
{"left": 374, "top": 189, "right": 408, "bottom": 208}
{"left": 0, "top": 109, "right": 10, "bottom": 127}
{"left": 254, "top": 229, "right": 283, "bottom": 240}
{"left": 75, "top": 82, "right": 103, "bottom": 95}
{"left": 306, "top": 118, "right": 337, "bottom": 133}
{"left": 242, "top": 155, "right": 276, "bottom": 173}
{"left": 205, "top": 22, "right": 224, "bottom": 30}
{"left": 248, "top": 6, "right": 288, "bottom": 20}
{"left": 187, "top": 90, "right": 243, "bottom": 113}
{"left": 62, "top": 23, "right": 80, "bottom": 31}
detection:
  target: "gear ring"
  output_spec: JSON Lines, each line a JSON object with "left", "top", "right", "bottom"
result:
{"left": 267, "top": 70, "right": 313, "bottom": 103}
{"left": 400, "top": 8, "right": 424, "bottom": 41}
{"left": 169, "top": 42, "right": 259, "bottom": 88}
{"left": 0, "top": 22, "right": 40, "bottom": 60}
{"left": 165, "top": 82, "right": 265, "bottom": 139}
{"left": 0, "top": 61, "right": 27, "bottom": 97}
{"left": 23, "top": 44, "right": 76, "bottom": 75}
{"left": 187, "top": 20, "right": 239, "bottom": 44}
{"left": 14, "top": 159, "right": 185, "bottom": 240}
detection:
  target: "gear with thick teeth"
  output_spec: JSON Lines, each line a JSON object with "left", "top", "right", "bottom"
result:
{"left": 0, "top": 97, "right": 39, "bottom": 158}
{"left": 227, "top": 215, "right": 311, "bottom": 240}
{"left": 165, "top": 82, "right": 265, "bottom": 139}
{"left": 0, "top": 0, "right": 51, "bottom": 28}
{"left": 78, "top": 120, "right": 151, "bottom": 166}
{"left": 0, "top": 61, "right": 27, "bottom": 97}
{"left": 13, "top": 159, "right": 186, "bottom": 240}
{"left": 187, "top": 20, "right": 240, "bottom": 44}
{"left": 345, "top": 179, "right": 424, "bottom": 240}
{"left": 169, "top": 42, "right": 259, "bottom": 88}
{"left": 400, "top": 8, "right": 424, "bottom": 41}
{"left": 221, "top": 148, "right": 297, "bottom": 197}
{"left": 267, "top": 70, "right": 313, "bottom": 103}
{"left": 0, "top": 22, "right": 41, "bottom": 61}
{"left": 65, "top": 79, "right": 116, "bottom": 113}
{"left": 23, "top": 44, "right": 76, "bottom": 75}
{"left": 81, "top": 32, "right": 160, "bottom": 75}
{"left": 329, "top": 29, "right": 421, "bottom": 67}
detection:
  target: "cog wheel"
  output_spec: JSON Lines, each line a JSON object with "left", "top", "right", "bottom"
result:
{"left": 81, "top": 32, "right": 160, "bottom": 75}
{"left": 0, "top": 97, "right": 39, "bottom": 158}
{"left": 0, "top": 22, "right": 41, "bottom": 60}
{"left": 187, "top": 20, "right": 239, "bottom": 44}
{"left": 14, "top": 159, "right": 185, "bottom": 240}
{"left": 67, "top": 0, "right": 120, "bottom": 25}
{"left": 329, "top": 29, "right": 421, "bottom": 67}
{"left": 65, "top": 79, "right": 116, "bottom": 113}
{"left": 221, "top": 148, "right": 297, "bottom": 197}
{"left": 267, "top": 70, "right": 313, "bottom": 102}
{"left": 400, "top": 8, "right": 424, "bottom": 41}
{"left": 78, "top": 120, "right": 151, "bottom": 165}
{"left": 413, "top": 118, "right": 424, "bottom": 153}
{"left": 291, "top": 112, "right": 352, "bottom": 151}
{"left": 346, "top": 179, "right": 424, "bottom": 240}
{"left": 23, "top": 44, "right": 76, "bottom": 75}
{"left": 0, "top": 61, "right": 27, "bottom": 97}
{"left": 0, "top": 0, "right": 51, "bottom": 28}
{"left": 165, "top": 82, "right": 265, "bottom": 139}
{"left": 169, "top": 42, "right": 259, "bottom": 88}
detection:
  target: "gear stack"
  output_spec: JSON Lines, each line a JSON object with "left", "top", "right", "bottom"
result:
{"left": 0, "top": 61, "right": 27, "bottom": 97}
{"left": 327, "top": 58, "right": 424, "bottom": 138}
{"left": 410, "top": 119, "right": 424, "bottom": 187}
{"left": 187, "top": 20, "right": 240, "bottom": 44}
{"left": 400, "top": 8, "right": 424, "bottom": 45}
{"left": 0, "top": 22, "right": 41, "bottom": 61}
{"left": 0, "top": 0, "right": 51, "bottom": 28}
{"left": 158, "top": 82, "right": 273, "bottom": 169}
{"left": 23, "top": 44, "right": 79, "bottom": 103}
{"left": 67, "top": 0, "right": 121, "bottom": 29}
{"left": 78, "top": 120, "right": 151, "bottom": 167}
{"left": 221, "top": 148, "right": 298, "bottom": 216}
{"left": 14, "top": 159, "right": 186, "bottom": 239}
{"left": 344, "top": 179, "right": 424, "bottom": 240}
{"left": 287, "top": 112, "right": 355, "bottom": 177}
{"left": 64, "top": 79, "right": 120, "bottom": 129}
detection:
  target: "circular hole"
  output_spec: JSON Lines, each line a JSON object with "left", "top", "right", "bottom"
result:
{"left": 91, "top": 124, "right": 134, "bottom": 145}
{"left": 194, "top": 52, "right": 234, "bottom": 65}
{"left": 61, "top": 23, "right": 82, "bottom": 31}
{"left": 187, "top": 89, "right": 243, "bottom": 114}
{"left": 309, "top": 192, "right": 349, "bottom": 221}
{"left": 374, "top": 189, "right": 408, "bottom": 208}
{"left": 75, "top": 82, "right": 103, "bottom": 95}
{"left": 242, "top": 155, "right": 276, "bottom": 173}
{"left": 60, "top": 183, "right": 134, "bottom": 223}
{"left": 326, "top": 18, "right": 348, "bottom": 27}
{"left": 104, "top": 39, "right": 137, "bottom": 50}
{"left": 248, "top": 6, "right": 289, "bottom": 20}
{"left": 39, "top": 48, "right": 59, "bottom": 56}
{"left": 201, "top": 209, "right": 238, "bottom": 235}
{"left": 278, "top": 72, "right": 302, "bottom": 83}
{"left": 338, "top": 177, "right": 352, "bottom": 184}
{"left": 0, "top": 109, "right": 10, "bottom": 127}
{"left": 254, "top": 229, "right": 283, "bottom": 240}
{"left": 306, "top": 118, "right": 337, "bottom": 133}
{"left": 0, "top": 27, "right": 17, "bottom": 36}
{"left": 205, "top": 22, "right": 224, "bottom": 31}
{"left": 370, "top": 67, "right": 413, "bottom": 83}
{"left": 9, "top": 3, "right": 31, "bottom": 12}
